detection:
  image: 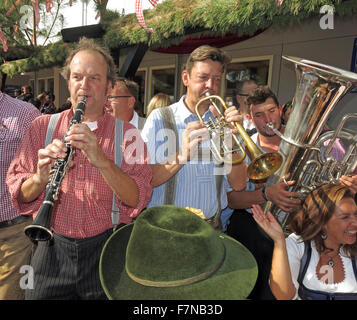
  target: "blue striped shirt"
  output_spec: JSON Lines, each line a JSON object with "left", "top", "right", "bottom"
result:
{"left": 141, "top": 96, "right": 232, "bottom": 219}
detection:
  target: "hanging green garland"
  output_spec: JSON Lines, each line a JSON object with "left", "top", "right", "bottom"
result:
{"left": 102, "top": 0, "right": 357, "bottom": 49}
{"left": 2, "top": 0, "right": 357, "bottom": 76}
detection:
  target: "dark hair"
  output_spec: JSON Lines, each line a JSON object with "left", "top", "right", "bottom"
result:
{"left": 28, "top": 98, "right": 41, "bottom": 109}
{"left": 185, "top": 45, "right": 231, "bottom": 75}
{"left": 24, "top": 86, "right": 32, "bottom": 93}
{"left": 47, "top": 92, "right": 55, "bottom": 101}
{"left": 246, "top": 86, "right": 279, "bottom": 111}
{"left": 290, "top": 184, "right": 356, "bottom": 257}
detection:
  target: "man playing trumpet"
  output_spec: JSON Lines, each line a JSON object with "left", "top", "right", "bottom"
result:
{"left": 141, "top": 45, "right": 247, "bottom": 229}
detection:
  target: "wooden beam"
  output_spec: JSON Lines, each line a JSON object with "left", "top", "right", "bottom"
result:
{"left": 118, "top": 43, "right": 148, "bottom": 80}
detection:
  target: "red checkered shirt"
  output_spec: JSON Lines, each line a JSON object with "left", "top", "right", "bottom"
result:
{"left": 0, "top": 92, "right": 41, "bottom": 223}
{"left": 6, "top": 109, "right": 152, "bottom": 238}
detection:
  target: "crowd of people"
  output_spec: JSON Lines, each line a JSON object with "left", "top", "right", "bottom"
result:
{"left": 9, "top": 85, "right": 71, "bottom": 115}
{"left": 0, "top": 38, "right": 356, "bottom": 301}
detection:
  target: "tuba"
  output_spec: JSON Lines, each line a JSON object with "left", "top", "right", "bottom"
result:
{"left": 195, "top": 93, "right": 283, "bottom": 181}
{"left": 264, "top": 56, "right": 357, "bottom": 231}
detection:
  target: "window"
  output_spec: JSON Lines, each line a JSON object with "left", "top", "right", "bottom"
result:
{"left": 150, "top": 67, "right": 175, "bottom": 101}
{"left": 224, "top": 57, "right": 272, "bottom": 102}
{"left": 48, "top": 78, "right": 54, "bottom": 93}
{"left": 38, "top": 79, "right": 45, "bottom": 93}
{"left": 29, "top": 80, "right": 35, "bottom": 93}
{"left": 30, "top": 77, "right": 54, "bottom": 95}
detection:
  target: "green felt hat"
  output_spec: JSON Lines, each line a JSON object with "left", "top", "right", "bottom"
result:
{"left": 99, "top": 205, "right": 258, "bottom": 300}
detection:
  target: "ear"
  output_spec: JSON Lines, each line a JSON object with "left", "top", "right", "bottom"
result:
{"left": 129, "top": 96, "right": 136, "bottom": 108}
{"left": 246, "top": 112, "right": 253, "bottom": 123}
{"left": 182, "top": 70, "right": 189, "bottom": 87}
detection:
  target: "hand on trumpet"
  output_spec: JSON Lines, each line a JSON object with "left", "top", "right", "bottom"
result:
{"left": 208, "top": 103, "right": 245, "bottom": 161}
{"left": 178, "top": 121, "right": 209, "bottom": 163}
{"left": 224, "top": 106, "right": 244, "bottom": 132}
{"left": 209, "top": 104, "right": 244, "bottom": 133}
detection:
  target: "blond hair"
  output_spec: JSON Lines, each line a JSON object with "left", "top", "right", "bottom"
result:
{"left": 146, "top": 93, "right": 171, "bottom": 117}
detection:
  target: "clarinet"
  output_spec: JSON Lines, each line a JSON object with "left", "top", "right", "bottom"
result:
{"left": 24, "top": 96, "right": 87, "bottom": 242}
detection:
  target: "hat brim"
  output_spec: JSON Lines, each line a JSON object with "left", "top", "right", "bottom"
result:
{"left": 99, "top": 223, "right": 258, "bottom": 300}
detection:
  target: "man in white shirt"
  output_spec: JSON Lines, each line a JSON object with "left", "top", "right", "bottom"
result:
{"left": 141, "top": 45, "right": 247, "bottom": 230}
{"left": 107, "top": 78, "right": 146, "bottom": 130}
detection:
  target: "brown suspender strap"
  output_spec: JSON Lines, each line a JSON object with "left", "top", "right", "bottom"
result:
{"left": 205, "top": 169, "right": 223, "bottom": 230}
{"left": 159, "top": 107, "right": 179, "bottom": 205}
{"left": 137, "top": 116, "right": 146, "bottom": 131}
{"left": 159, "top": 107, "right": 223, "bottom": 230}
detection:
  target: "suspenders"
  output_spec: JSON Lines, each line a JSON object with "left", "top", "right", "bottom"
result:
{"left": 45, "top": 113, "right": 124, "bottom": 230}
{"left": 137, "top": 116, "right": 146, "bottom": 131}
{"left": 111, "top": 118, "right": 124, "bottom": 229}
{"left": 159, "top": 107, "right": 223, "bottom": 230}
{"left": 45, "top": 113, "right": 61, "bottom": 146}
{"left": 159, "top": 107, "right": 179, "bottom": 205}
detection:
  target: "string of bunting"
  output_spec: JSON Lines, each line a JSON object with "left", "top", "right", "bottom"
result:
{"left": 135, "top": 0, "right": 159, "bottom": 33}
{"left": 0, "top": 0, "right": 74, "bottom": 52}
{"left": 0, "top": 0, "right": 285, "bottom": 52}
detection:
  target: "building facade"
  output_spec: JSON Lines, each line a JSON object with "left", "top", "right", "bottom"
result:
{"left": 5, "top": 15, "right": 357, "bottom": 129}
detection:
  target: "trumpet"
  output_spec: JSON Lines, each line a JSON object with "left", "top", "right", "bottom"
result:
{"left": 195, "top": 93, "right": 283, "bottom": 181}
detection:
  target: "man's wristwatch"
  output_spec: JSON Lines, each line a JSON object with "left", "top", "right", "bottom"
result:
{"left": 261, "top": 185, "right": 268, "bottom": 201}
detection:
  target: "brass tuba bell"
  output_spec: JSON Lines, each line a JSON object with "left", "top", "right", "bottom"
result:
{"left": 195, "top": 93, "right": 283, "bottom": 181}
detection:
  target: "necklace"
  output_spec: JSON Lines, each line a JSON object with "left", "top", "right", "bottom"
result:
{"left": 326, "top": 249, "right": 341, "bottom": 268}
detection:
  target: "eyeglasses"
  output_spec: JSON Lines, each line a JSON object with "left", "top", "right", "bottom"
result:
{"left": 108, "top": 95, "right": 131, "bottom": 101}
